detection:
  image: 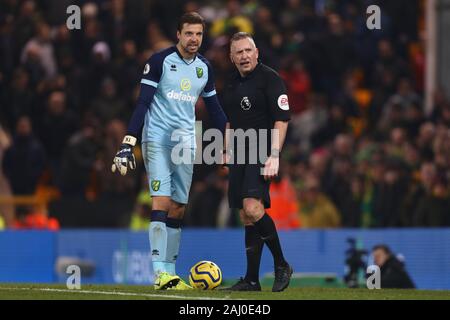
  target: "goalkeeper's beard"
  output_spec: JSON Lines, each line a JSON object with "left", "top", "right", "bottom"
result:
{"left": 181, "top": 43, "right": 199, "bottom": 56}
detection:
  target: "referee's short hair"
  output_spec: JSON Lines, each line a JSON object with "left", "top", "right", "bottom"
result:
{"left": 230, "top": 32, "right": 254, "bottom": 44}
{"left": 177, "top": 12, "right": 205, "bottom": 32}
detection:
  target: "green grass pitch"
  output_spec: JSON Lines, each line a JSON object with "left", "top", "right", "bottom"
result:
{"left": 0, "top": 284, "right": 449, "bottom": 300}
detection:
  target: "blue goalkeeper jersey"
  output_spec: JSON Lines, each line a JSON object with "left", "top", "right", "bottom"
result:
{"left": 140, "top": 46, "right": 216, "bottom": 148}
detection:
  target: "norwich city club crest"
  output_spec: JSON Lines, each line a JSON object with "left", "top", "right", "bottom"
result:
{"left": 196, "top": 67, "right": 203, "bottom": 78}
{"left": 151, "top": 180, "right": 161, "bottom": 192}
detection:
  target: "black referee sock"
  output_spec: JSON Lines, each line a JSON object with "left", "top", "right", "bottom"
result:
{"left": 244, "top": 225, "right": 264, "bottom": 284}
{"left": 253, "top": 213, "right": 287, "bottom": 267}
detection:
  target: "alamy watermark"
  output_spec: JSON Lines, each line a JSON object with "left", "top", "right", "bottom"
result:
{"left": 170, "top": 122, "right": 279, "bottom": 168}
{"left": 366, "top": 5, "right": 381, "bottom": 30}
{"left": 66, "top": 5, "right": 81, "bottom": 30}
{"left": 366, "top": 265, "right": 381, "bottom": 289}
{"left": 65, "top": 4, "right": 381, "bottom": 31}
{"left": 66, "top": 265, "right": 81, "bottom": 289}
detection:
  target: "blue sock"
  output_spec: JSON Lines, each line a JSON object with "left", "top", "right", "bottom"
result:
{"left": 166, "top": 218, "right": 182, "bottom": 275}
{"left": 149, "top": 210, "right": 168, "bottom": 277}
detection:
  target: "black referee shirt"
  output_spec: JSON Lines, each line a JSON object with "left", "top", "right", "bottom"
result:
{"left": 222, "top": 62, "right": 291, "bottom": 162}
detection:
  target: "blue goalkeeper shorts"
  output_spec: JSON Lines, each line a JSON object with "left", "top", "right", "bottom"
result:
{"left": 141, "top": 142, "right": 194, "bottom": 204}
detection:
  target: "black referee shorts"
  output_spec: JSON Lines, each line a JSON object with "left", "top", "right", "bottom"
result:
{"left": 227, "top": 163, "right": 271, "bottom": 209}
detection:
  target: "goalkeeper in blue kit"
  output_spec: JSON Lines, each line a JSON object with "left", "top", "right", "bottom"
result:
{"left": 111, "top": 12, "right": 227, "bottom": 290}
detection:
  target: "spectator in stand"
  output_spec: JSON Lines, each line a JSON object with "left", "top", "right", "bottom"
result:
{"left": 279, "top": 57, "right": 311, "bottom": 115}
{"left": 12, "top": 205, "right": 59, "bottom": 230}
{"left": 91, "top": 78, "right": 127, "bottom": 125}
{"left": 372, "top": 158, "right": 409, "bottom": 227}
{"left": 210, "top": 0, "right": 253, "bottom": 38}
{"left": 413, "top": 173, "right": 450, "bottom": 227}
{"left": 266, "top": 163, "right": 301, "bottom": 230}
{"left": 184, "top": 170, "right": 234, "bottom": 228}
{"left": 325, "top": 156, "right": 358, "bottom": 227}
{"left": 416, "top": 122, "right": 436, "bottom": 161}
{"left": 297, "top": 173, "right": 341, "bottom": 228}
{"left": 129, "top": 178, "right": 152, "bottom": 231}
{"left": 20, "top": 22, "right": 57, "bottom": 79}
{"left": 2, "top": 116, "right": 46, "bottom": 195}
{"left": 37, "top": 90, "right": 78, "bottom": 184}
{"left": 400, "top": 160, "right": 435, "bottom": 226}
{"left": 2, "top": 68, "right": 34, "bottom": 129}
{"left": 58, "top": 117, "right": 100, "bottom": 195}
{"left": 311, "top": 104, "right": 349, "bottom": 148}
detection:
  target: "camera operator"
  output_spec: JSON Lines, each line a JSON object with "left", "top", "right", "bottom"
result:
{"left": 372, "top": 244, "right": 415, "bottom": 289}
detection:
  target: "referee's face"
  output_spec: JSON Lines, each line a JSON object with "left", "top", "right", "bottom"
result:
{"left": 230, "top": 38, "right": 259, "bottom": 77}
{"left": 177, "top": 23, "right": 203, "bottom": 57}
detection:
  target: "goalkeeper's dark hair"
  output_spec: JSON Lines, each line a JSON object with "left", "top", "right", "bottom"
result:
{"left": 177, "top": 12, "right": 205, "bottom": 32}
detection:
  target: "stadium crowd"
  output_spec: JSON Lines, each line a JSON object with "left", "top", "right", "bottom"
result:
{"left": 1, "top": 0, "right": 449, "bottom": 229}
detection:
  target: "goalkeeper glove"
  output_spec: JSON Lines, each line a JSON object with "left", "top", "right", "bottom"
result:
{"left": 111, "top": 135, "right": 137, "bottom": 176}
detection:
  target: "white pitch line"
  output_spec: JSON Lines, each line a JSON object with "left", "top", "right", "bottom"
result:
{"left": 0, "top": 287, "right": 236, "bottom": 300}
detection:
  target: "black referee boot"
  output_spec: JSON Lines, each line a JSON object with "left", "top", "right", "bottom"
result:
{"left": 272, "top": 263, "right": 293, "bottom": 292}
{"left": 220, "top": 277, "right": 261, "bottom": 291}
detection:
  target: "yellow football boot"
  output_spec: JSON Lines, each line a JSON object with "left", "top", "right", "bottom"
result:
{"left": 153, "top": 272, "right": 180, "bottom": 290}
{"left": 168, "top": 278, "right": 193, "bottom": 290}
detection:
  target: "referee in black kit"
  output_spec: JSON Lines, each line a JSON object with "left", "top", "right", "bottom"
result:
{"left": 221, "top": 32, "right": 292, "bottom": 292}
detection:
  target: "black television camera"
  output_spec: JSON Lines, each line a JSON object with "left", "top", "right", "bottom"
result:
{"left": 344, "top": 238, "right": 368, "bottom": 288}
